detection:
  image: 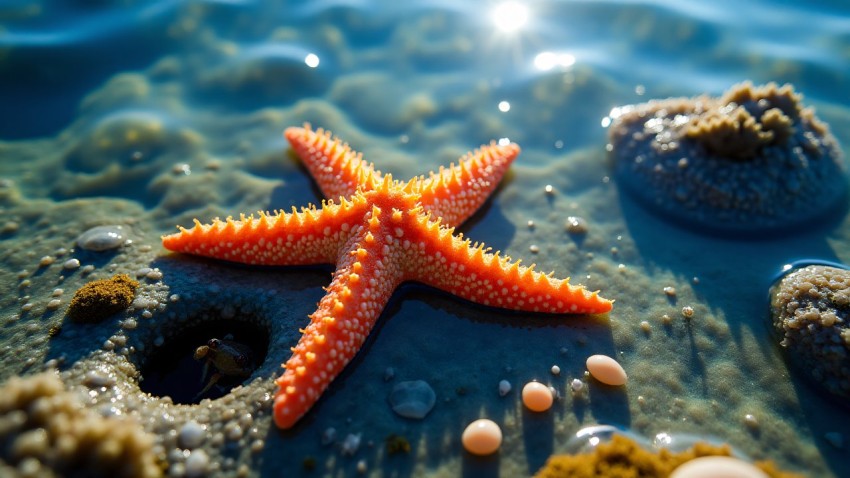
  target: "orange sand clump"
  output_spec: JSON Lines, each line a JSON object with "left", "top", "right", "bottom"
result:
{"left": 533, "top": 434, "right": 803, "bottom": 478}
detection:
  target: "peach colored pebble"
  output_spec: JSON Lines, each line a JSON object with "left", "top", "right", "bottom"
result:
{"left": 461, "top": 419, "right": 502, "bottom": 455}
{"left": 670, "top": 456, "right": 769, "bottom": 478}
{"left": 522, "top": 381, "right": 554, "bottom": 412}
{"left": 586, "top": 354, "right": 628, "bottom": 386}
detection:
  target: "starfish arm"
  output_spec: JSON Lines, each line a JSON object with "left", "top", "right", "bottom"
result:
{"left": 402, "top": 214, "right": 613, "bottom": 314}
{"left": 285, "top": 125, "right": 383, "bottom": 200}
{"left": 161, "top": 197, "right": 370, "bottom": 266}
{"left": 407, "top": 142, "right": 520, "bottom": 227}
{"left": 273, "top": 229, "right": 401, "bottom": 429}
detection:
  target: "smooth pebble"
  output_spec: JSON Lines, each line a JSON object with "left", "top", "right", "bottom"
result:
{"left": 462, "top": 419, "right": 502, "bottom": 456}
{"left": 76, "top": 225, "right": 125, "bottom": 251}
{"left": 522, "top": 381, "right": 554, "bottom": 412}
{"left": 586, "top": 354, "right": 628, "bottom": 386}
{"left": 670, "top": 456, "right": 769, "bottom": 478}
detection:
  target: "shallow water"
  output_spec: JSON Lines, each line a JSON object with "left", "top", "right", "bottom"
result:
{"left": 1, "top": 0, "right": 849, "bottom": 476}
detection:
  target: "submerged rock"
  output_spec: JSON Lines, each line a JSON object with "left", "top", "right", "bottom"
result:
{"left": 769, "top": 264, "right": 850, "bottom": 401}
{"left": 607, "top": 82, "right": 846, "bottom": 233}
{"left": 388, "top": 380, "right": 436, "bottom": 419}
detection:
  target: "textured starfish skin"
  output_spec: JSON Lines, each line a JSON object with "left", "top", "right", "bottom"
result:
{"left": 162, "top": 125, "right": 613, "bottom": 429}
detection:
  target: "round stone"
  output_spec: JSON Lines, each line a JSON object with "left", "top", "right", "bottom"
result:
{"left": 388, "top": 380, "right": 436, "bottom": 419}
{"left": 76, "top": 225, "right": 126, "bottom": 251}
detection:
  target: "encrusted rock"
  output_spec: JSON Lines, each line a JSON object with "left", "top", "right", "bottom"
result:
{"left": 608, "top": 82, "right": 846, "bottom": 233}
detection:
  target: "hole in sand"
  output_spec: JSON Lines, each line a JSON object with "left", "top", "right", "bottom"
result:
{"left": 138, "top": 315, "right": 269, "bottom": 404}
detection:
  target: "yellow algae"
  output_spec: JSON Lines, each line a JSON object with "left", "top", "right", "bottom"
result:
{"left": 534, "top": 434, "right": 802, "bottom": 478}
{"left": 67, "top": 274, "right": 139, "bottom": 323}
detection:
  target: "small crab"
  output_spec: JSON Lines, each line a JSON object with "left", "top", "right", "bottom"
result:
{"left": 193, "top": 335, "right": 255, "bottom": 399}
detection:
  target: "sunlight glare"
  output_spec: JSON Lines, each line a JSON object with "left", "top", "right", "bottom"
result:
{"left": 492, "top": 2, "right": 529, "bottom": 33}
{"left": 533, "top": 51, "right": 576, "bottom": 71}
{"left": 304, "top": 53, "right": 320, "bottom": 68}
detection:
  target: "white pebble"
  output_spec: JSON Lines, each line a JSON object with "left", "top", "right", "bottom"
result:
{"left": 63, "top": 259, "right": 80, "bottom": 270}
{"left": 185, "top": 449, "right": 210, "bottom": 478}
{"left": 179, "top": 421, "right": 206, "bottom": 449}
{"left": 570, "top": 379, "right": 584, "bottom": 392}
{"left": 51, "top": 288, "right": 63, "bottom": 297}
{"left": 550, "top": 365, "right": 561, "bottom": 375}
{"left": 46, "top": 299, "right": 61, "bottom": 309}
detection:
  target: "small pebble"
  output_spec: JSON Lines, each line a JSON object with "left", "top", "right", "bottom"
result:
{"left": 544, "top": 184, "right": 554, "bottom": 195}
{"left": 462, "top": 419, "right": 502, "bottom": 456}
{"left": 356, "top": 460, "right": 367, "bottom": 474}
{"left": 146, "top": 269, "right": 163, "bottom": 280}
{"left": 669, "top": 456, "right": 769, "bottom": 478}
{"left": 663, "top": 286, "right": 676, "bottom": 297}
{"left": 661, "top": 314, "right": 672, "bottom": 325}
{"left": 744, "top": 414, "right": 759, "bottom": 431}
{"left": 81, "top": 265, "right": 95, "bottom": 274}
{"left": 498, "top": 379, "right": 511, "bottom": 397}
{"left": 63, "top": 259, "right": 81, "bottom": 270}
{"left": 550, "top": 365, "right": 561, "bottom": 376}
{"left": 586, "top": 354, "right": 628, "bottom": 386}
{"left": 179, "top": 421, "right": 206, "bottom": 449}
{"left": 529, "top": 245, "right": 539, "bottom": 254}
{"left": 51, "top": 289, "right": 63, "bottom": 297}
{"left": 682, "top": 306, "right": 695, "bottom": 318}
{"left": 640, "top": 321, "right": 651, "bottom": 333}
{"left": 185, "top": 450, "right": 210, "bottom": 478}
{"left": 83, "top": 371, "right": 115, "bottom": 388}
{"left": 46, "top": 299, "right": 61, "bottom": 310}
{"left": 527, "top": 220, "right": 535, "bottom": 229}
{"left": 39, "top": 256, "right": 54, "bottom": 267}
{"left": 522, "top": 381, "right": 554, "bottom": 412}
{"left": 565, "top": 216, "right": 588, "bottom": 234}
{"left": 341, "top": 433, "right": 361, "bottom": 456}
{"left": 570, "top": 379, "right": 584, "bottom": 392}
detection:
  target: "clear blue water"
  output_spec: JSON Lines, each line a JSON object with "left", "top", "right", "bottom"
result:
{"left": 1, "top": 0, "right": 849, "bottom": 476}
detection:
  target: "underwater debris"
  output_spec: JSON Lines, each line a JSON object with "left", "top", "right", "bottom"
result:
{"left": 0, "top": 372, "right": 162, "bottom": 478}
{"left": 534, "top": 433, "right": 801, "bottom": 478}
{"left": 608, "top": 82, "right": 846, "bottom": 233}
{"left": 770, "top": 264, "right": 850, "bottom": 401}
{"left": 385, "top": 434, "right": 411, "bottom": 455}
{"left": 67, "top": 273, "right": 139, "bottom": 323}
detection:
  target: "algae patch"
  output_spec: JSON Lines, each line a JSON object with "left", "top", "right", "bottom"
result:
{"left": 67, "top": 273, "right": 139, "bottom": 323}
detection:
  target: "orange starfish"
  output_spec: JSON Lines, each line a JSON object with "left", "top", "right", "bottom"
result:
{"left": 162, "top": 125, "right": 613, "bottom": 429}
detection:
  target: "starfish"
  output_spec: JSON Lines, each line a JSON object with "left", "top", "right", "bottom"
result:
{"left": 162, "top": 125, "right": 613, "bottom": 429}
